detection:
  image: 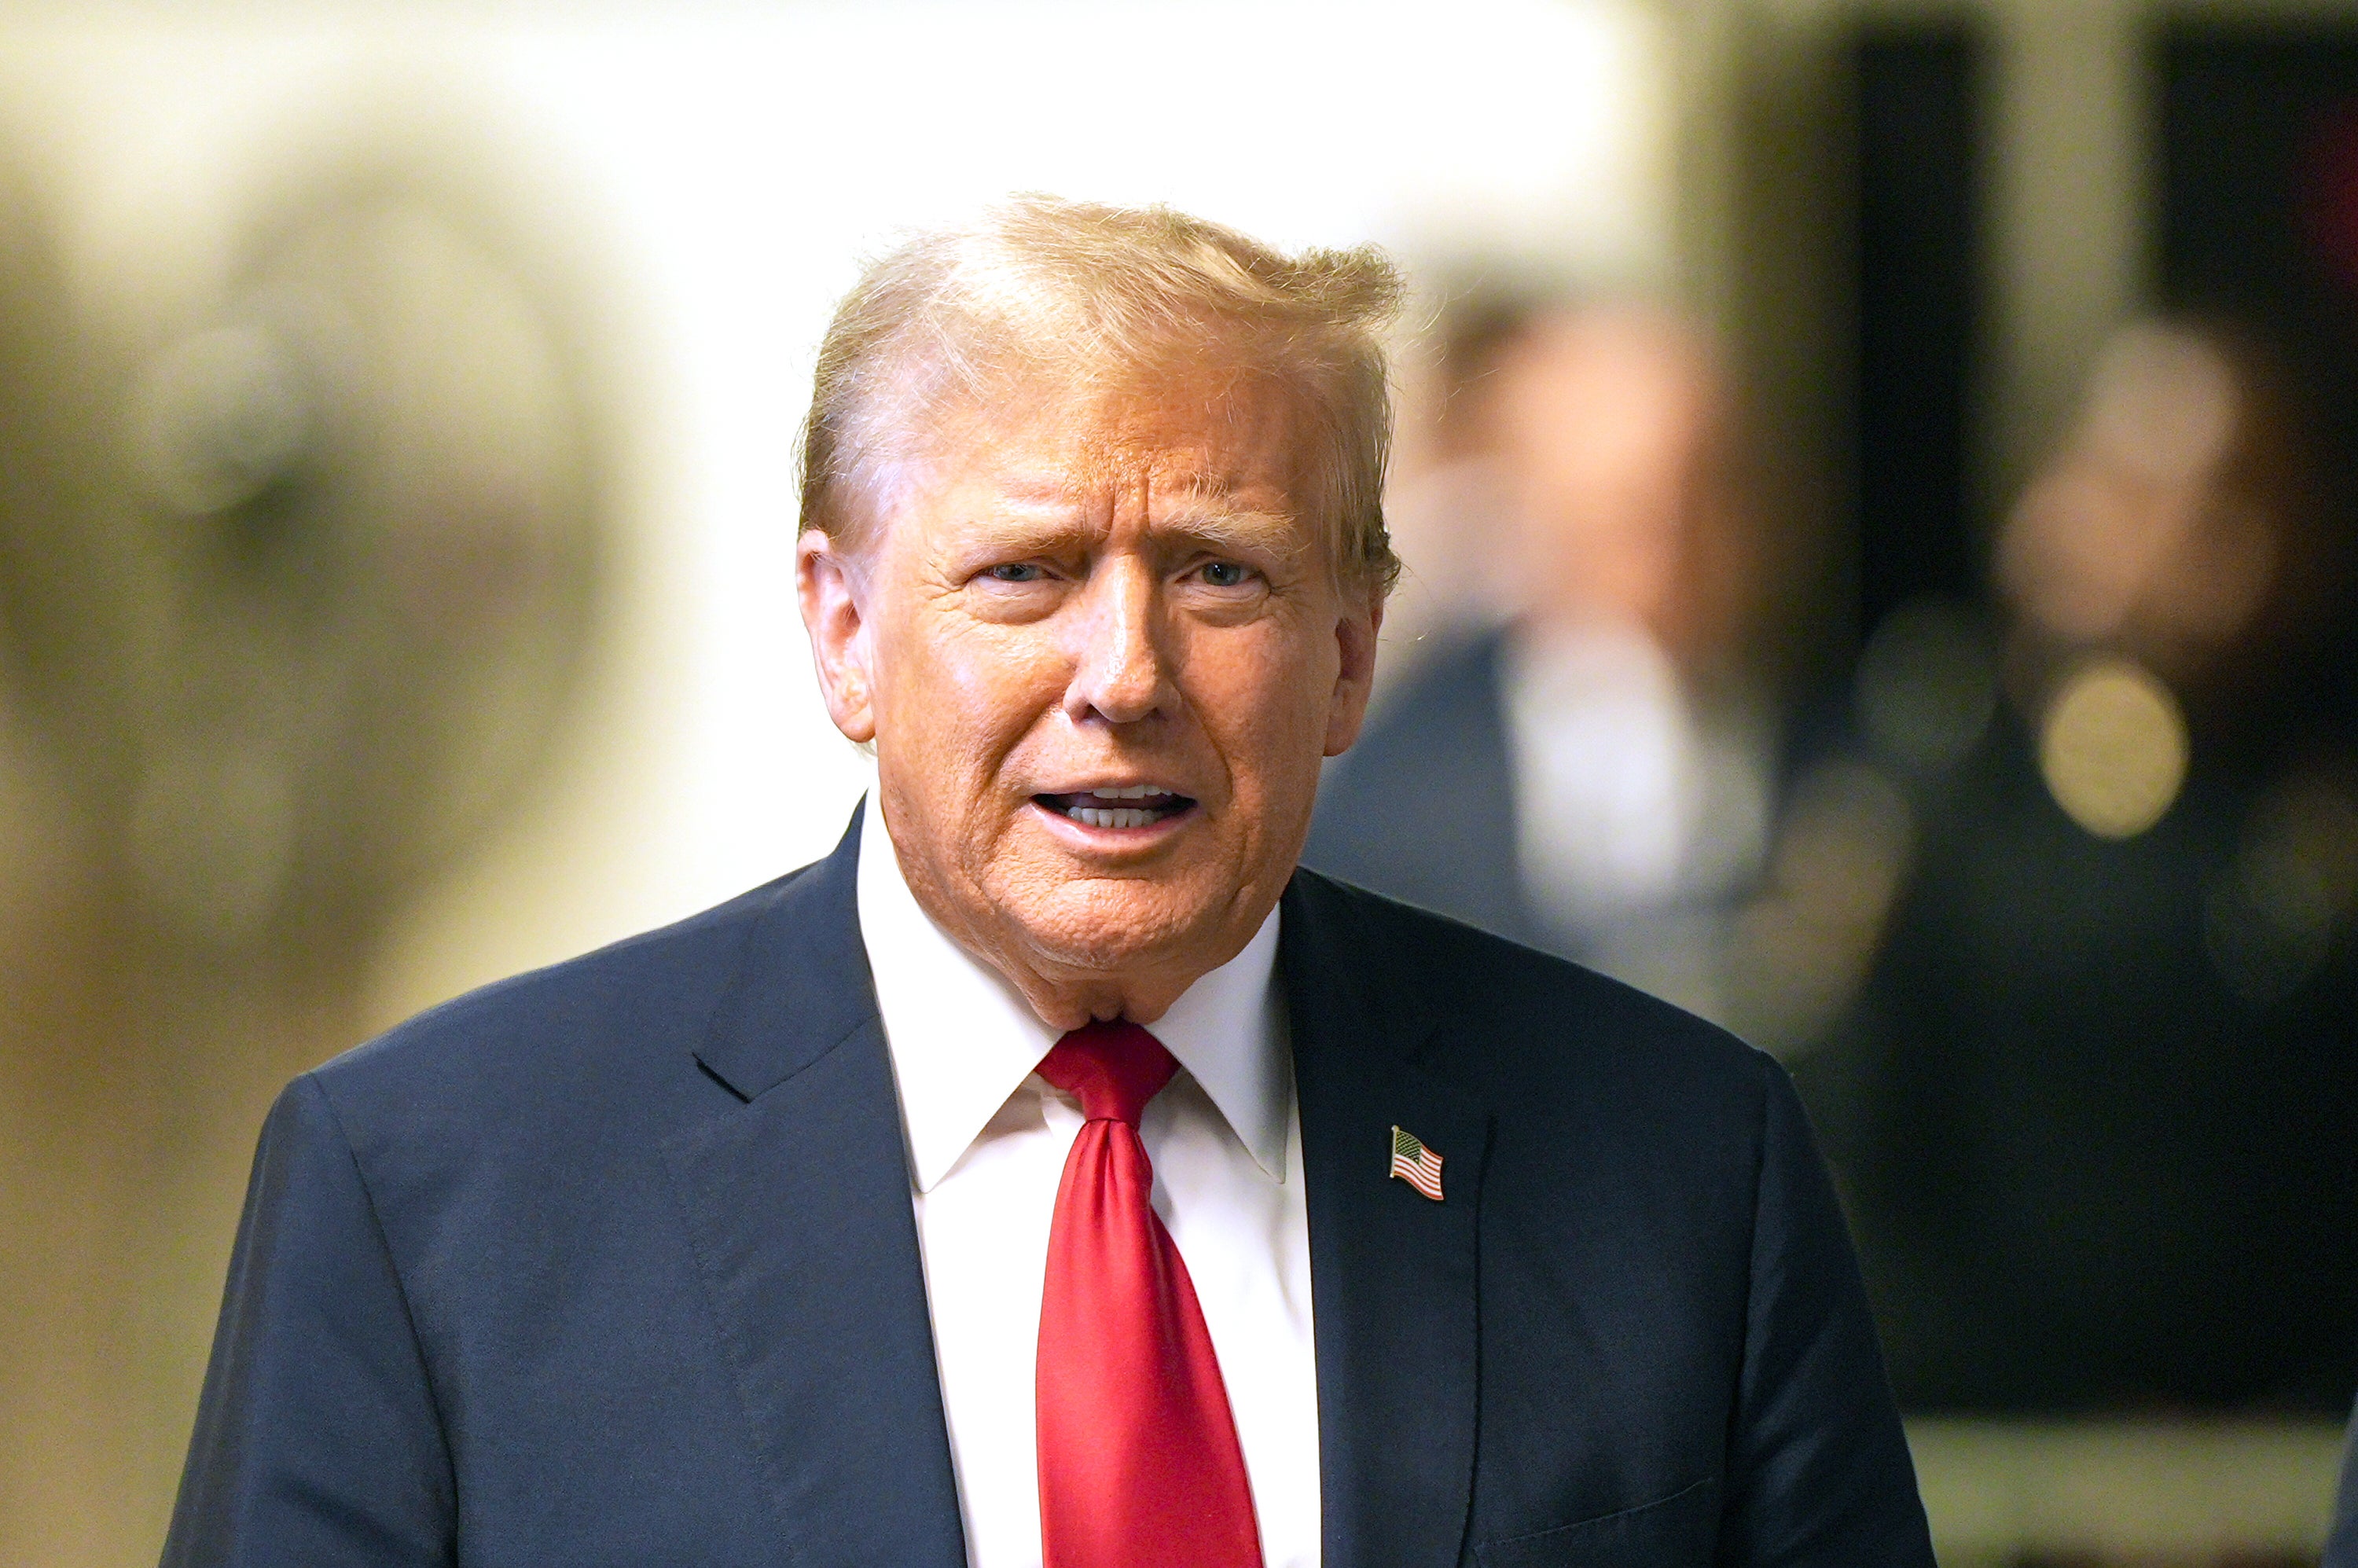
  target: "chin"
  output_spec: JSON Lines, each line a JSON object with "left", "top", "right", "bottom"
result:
{"left": 1005, "top": 879, "right": 1218, "bottom": 975}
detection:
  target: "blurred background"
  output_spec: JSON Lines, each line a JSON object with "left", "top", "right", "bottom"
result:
{"left": 2, "top": 1, "right": 2356, "bottom": 1562}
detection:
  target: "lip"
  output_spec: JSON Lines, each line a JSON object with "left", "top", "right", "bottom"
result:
{"left": 1023, "top": 788, "right": 1202, "bottom": 852}
{"left": 1031, "top": 780, "right": 1190, "bottom": 799}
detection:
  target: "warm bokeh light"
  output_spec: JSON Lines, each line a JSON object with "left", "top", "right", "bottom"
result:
{"left": 2037, "top": 656, "right": 2190, "bottom": 840}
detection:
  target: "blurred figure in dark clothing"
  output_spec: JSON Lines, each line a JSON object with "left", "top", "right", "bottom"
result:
{"left": 2332, "top": 1399, "right": 2358, "bottom": 1568}
{"left": 1798, "top": 320, "right": 2358, "bottom": 1414}
{"left": 1306, "top": 302, "right": 1783, "bottom": 1021}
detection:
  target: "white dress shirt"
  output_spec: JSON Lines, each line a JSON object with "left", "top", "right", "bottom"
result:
{"left": 854, "top": 791, "right": 1320, "bottom": 1568}
{"left": 1501, "top": 619, "right": 1768, "bottom": 926}
{"left": 1500, "top": 619, "right": 1772, "bottom": 1019}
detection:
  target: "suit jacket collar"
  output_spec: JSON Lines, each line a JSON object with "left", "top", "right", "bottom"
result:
{"left": 1284, "top": 868, "right": 1493, "bottom": 1568}
{"left": 664, "top": 811, "right": 970, "bottom": 1566}
{"left": 692, "top": 810, "right": 882, "bottom": 1103}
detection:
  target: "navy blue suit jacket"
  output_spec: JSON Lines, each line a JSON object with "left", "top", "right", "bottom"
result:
{"left": 164, "top": 815, "right": 1932, "bottom": 1566}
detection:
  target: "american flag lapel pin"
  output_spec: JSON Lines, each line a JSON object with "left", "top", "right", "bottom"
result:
{"left": 1389, "top": 1125, "right": 1445, "bottom": 1202}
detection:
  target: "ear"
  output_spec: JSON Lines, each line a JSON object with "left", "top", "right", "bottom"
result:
{"left": 797, "top": 529, "right": 878, "bottom": 744}
{"left": 1321, "top": 586, "right": 1385, "bottom": 757}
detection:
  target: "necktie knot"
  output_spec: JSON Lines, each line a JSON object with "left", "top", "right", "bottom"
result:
{"left": 1036, "top": 1019, "right": 1177, "bottom": 1129}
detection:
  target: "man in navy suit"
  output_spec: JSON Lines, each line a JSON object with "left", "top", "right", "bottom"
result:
{"left": 1307, "top": 304, "right": 1780, "bottom": 1026}
{"left": 165, "top": 198, "right": 1934, "bottom": 1566}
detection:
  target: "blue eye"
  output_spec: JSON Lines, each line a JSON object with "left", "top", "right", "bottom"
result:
{"left": 985, "top": 564, "right": 1045, "bottom": 582}
{"left": 1199, "top": 561, "right": 1250, "bottom": 587}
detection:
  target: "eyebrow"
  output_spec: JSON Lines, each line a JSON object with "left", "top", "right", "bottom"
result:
{"left": 1153, "top": 505, "right": 1309, "bottom": 566}
{"left": 948, "top": 496, "right": 1308, "bottom": 567}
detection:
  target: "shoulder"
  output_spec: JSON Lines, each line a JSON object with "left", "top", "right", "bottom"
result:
{"left": 1290, "top": 865, "right": 1765, "bottom": 1070}
{"left": 1288, "top": 866, "right": 1780, "bottom": 1137}
{"left": 302, "top": 862, "right": 821, "bottom": 1148}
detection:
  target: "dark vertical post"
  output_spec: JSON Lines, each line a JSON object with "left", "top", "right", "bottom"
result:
{"left": 1853, "top": 24, "right": 1985, "bottom": 640}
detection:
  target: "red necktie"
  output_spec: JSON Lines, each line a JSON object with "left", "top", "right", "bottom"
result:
{"left": 1034, "top": 1020, "right": 1263, "bottom": 1568}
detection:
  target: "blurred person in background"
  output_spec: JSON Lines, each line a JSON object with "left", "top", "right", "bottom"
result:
{"left": 1796, "top": 319, "right": 2358, "bottom": 1415}
{"left": 2333, "top": 1405, "right": 2358, "bottom": 1567}
{"left": 1306, "top": 300, "right": 1785, "bottom": 1023}
{"left": 1358, "top": 292, "right": 1550, "bottom": 685}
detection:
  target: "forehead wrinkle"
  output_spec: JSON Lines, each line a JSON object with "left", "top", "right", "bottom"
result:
{"left": 982, "top": 470, "right": 1085, "bottom": 505}
{"left": 957, "top": 433, "right": 1289, "bottom": 509}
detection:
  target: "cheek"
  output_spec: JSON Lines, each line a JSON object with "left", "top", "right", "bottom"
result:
{"left": 1181, "top": 615, "right": 1340, "bottom": 794}
{"left": 876, "top": 608, "right": 1067, "bottom": 779}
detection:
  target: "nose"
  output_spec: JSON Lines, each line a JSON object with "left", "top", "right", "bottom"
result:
{"left": 1063, "top": 556, "right": 1176, "bottom": 726}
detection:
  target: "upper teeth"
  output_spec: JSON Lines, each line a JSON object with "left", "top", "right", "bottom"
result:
{"left": 1071, "top": 806, "right": 1158, "bottom": 828}
{"left": 1086, "top": 785, "right": 1166, "bottom": 800}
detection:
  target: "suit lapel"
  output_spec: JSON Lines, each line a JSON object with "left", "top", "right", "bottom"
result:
{"left": 1284, "top": 871, "right": 1491, "bottom": 1568}
{"left": 660, "top": 813, "right": 968, "bottom": 1567}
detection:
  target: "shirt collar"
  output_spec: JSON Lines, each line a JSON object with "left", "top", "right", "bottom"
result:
{"left": 854, "top": 789, "right": 1288, "bottom": 1192}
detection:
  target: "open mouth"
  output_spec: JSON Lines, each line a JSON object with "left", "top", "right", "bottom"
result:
{"left": 1034, "top": 786, "right": 1198, "bottom": 830}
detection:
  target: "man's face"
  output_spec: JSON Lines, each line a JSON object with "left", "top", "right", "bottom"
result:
{"left": 799, "top": 372, "right": 1382, "bottom": 1023}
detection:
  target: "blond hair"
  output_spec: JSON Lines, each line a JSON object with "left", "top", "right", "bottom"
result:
{"left": 797, "top": 196, "right": 1404, "bottom": 591}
